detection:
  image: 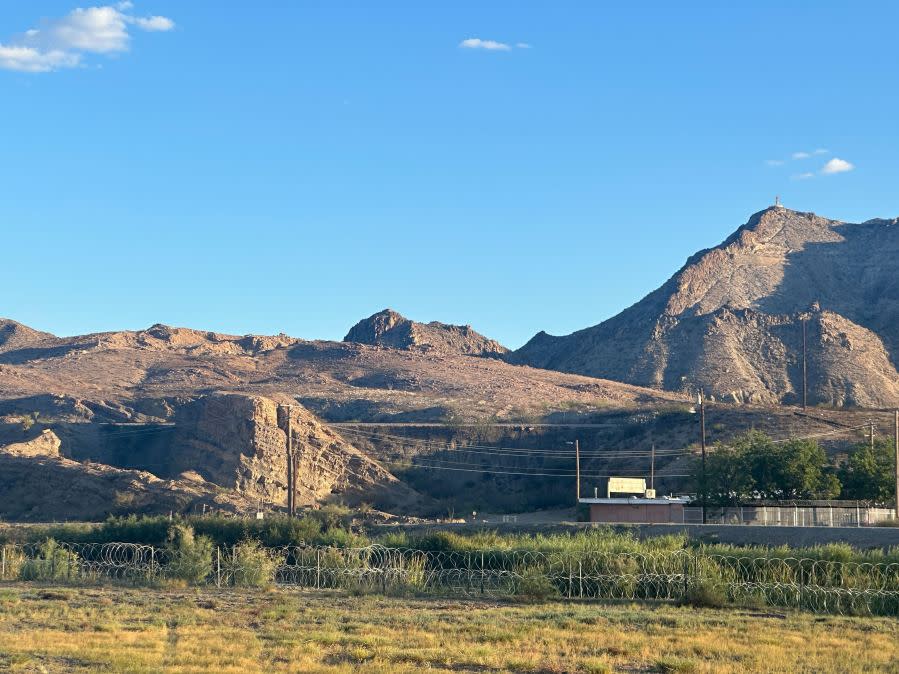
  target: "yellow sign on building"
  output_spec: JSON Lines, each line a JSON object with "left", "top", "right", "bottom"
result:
{"left": 606, "top": 477, "right": 647, "bottom": 497}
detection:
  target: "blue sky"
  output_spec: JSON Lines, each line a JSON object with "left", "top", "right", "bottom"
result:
{"left": 1, "top": 1, "right": 897, "bottom": 348}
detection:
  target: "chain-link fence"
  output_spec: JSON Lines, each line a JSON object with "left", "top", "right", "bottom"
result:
{"left": 684, "top": 505, "right": 897, "bottom": 527}
{"left": 2, "top": 542, "right": 897, "bottom": 616}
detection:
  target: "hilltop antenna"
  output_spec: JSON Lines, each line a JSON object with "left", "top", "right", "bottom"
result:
{"left": 774, "top": 195, "right": 782, "bottom": 208}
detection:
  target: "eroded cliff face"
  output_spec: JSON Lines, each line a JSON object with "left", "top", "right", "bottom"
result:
{"left": 169, "top": 393, "right": 419, "bottom": 510}
{"left": 512, "top": 207, "right": 899, "bottom": 407}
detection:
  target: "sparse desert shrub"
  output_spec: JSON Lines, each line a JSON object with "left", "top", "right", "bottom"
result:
{"left": 19, "top": 540, "right": 80, "bottom": 582}
{"left": 224, "top": 540, "right": 283, "bottom": 588}
{"left": 514, "top": 566, "right": 558, "bottom": 601}
{"left": 164, "top": 524, "right": 213, "bottom": 584}
{"left": 682, "top": 577, "right": 728, "bottom": 609}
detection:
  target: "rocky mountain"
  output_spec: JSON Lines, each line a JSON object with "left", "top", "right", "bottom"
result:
{"left": 0, "top": 316, "right": 684, "bottom": 519}
{"left": 344, "top": 309, "right": 509, "bottom": 357}
{"left": 511, "top": 206, "right": 899, "bottom": 407}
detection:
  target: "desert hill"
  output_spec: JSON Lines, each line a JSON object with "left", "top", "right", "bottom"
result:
{"left": 511, "top": 206, "right": 899, "bottom": 407}
{"left": 0, "top": 317, "right": 685, "bottom": 519}
{"left": 344, "top": 309, "right": 509, "bottom": 358}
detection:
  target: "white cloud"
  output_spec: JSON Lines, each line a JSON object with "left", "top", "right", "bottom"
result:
{"left": 813, "top": 148, "right": 829, "bottom": 155}
{"left": 132, "top": 16, "right": 175, "bottom": 32}
{"left": 0, "top": 44, "right": 80, "bottom": 72}
{"left": 765, "top": 159, "right": 785, "bottom": 167}
{"left": 459, "top": 38, "right": 511, "bottom": 51}
{"left": 515, "top": 42, "right": 531, "bottom": 49}
{"left": 0, "top": 3, "right": 174, "bottom": 73}
{"left": 821, "top": 157, "right": 855, "bottom": 175}
{"left": 792, "top": 172, "right": 815, "bottom": 180}
{"left": 792, "top": 151, "right": 811, "bottom": 160}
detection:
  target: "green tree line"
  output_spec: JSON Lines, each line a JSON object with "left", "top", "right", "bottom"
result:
{"left": 699, "top": 430, "right": 896, "bottom": 505}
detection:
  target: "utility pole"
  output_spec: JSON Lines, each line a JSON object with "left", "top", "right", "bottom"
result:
{"left": 650, "top": 443, "right": 655, "bottom": 491}
{"left": 894, "top": 410, "right": 898, "bottom": 520}
{"left": 870, "top": 421, "right": 876, "bottom": 452}
{"left": 699, "top": 392, "right": 707, "bottom": 524}
{"left": 575, "top": 439, "right": 581, "bottom": 504}
{"left": 801, "top": 317, "right": 808, "bottom": 409}
{"left": 279, "top": 404, "right": 296, "bottom": 517}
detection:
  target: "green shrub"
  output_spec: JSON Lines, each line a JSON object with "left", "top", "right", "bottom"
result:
{"left": 19, "top": 540, "right": 80, "bottom": 582}
{"left": 224, "top": 540, "right": 283, "bottom": 588}
{"left": 514, "top": 566, "right": 558, "bottom": 601}
{"left": 682, "top": 578, "right": 728, "bottom": 609}
{"left": 164, "top": 524, "right": 213, "bottom": 584}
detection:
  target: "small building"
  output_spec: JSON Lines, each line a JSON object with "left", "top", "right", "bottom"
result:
{"left": 579, "top": 477, "right": 687, "bottom": 523}
{"left": 580, "top": 496, "right": 688, "bottom": 523}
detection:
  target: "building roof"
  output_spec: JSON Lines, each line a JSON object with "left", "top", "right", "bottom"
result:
{"left": 578, "top": 497, "right": 689, "bottom": 505}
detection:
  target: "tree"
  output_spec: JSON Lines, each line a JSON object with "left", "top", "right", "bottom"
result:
{"left": 839, "top": 437, "right": 896, "bottom": 502}
{"left": 702, "top": 444, "right": 753, "bottom": 506}
{"left": 701, "top": 431, "right": 841, "bottom": 503}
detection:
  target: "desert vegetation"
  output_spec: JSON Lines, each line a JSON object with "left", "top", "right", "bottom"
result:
{"left": 0, "top": 585, "right": 897, "bottom": 673}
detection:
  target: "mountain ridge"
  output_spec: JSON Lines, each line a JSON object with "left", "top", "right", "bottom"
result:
{"left": 510, "top": 206, "right": 899, "bottom": 407}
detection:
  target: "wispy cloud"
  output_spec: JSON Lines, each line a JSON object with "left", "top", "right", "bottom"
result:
{"left": 821, "top": 157, "right": 855, "bottom": 175}
{"left": 459, "top": 38, "right": 530, "bottom": 52}
{"left": 0, "top": 3, "right": 174, "bottom": 73}
{"left": 766, "top": 147, "right": 835, "bottom": 170}
{"left": 460, "top": 38, "right": 510, "bottom": 51}
{"left": 792, "top": 172, "right": 815, "bottom": 180}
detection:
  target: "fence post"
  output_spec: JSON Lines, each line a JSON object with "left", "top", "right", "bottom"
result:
{"left": 567, "top": 558, "right": 572, "bottom": 599}
{"left": 316, "top": 548, "right": 321, "bottom": 589}
{"left": 682, "top": 552, "right": 689, "bottom": 599}
{"left": 578, "top": 558, "right": 583, "bottom": 599}
{"left": 480, "top": 551, "right": 485, "bottom": 595}
{"left": 216, "top": 547, "right": 221, "bottom": 588}
{"left": 1, "top": 546, "right": 5, "bottom": 580}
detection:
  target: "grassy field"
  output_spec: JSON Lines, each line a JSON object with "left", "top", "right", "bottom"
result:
{"left": 0, "top": 584, "right": 897, "bottom": 673}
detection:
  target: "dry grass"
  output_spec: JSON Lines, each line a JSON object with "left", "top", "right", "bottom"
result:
{"left": 0, "top": 585, "right": 897, "bottom": 673}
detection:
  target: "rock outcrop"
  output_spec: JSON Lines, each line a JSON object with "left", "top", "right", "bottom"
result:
{"left": 0, "top": 451, "right": 257, "bottom": 521}
{"left": 511, "top": 206, "right": 899, "bottom": 407}
{"left": 0, "top": 429, "right": 62, "bottom": 457}
{"left": 344, "top": 309, "right": 508, "bottom": 357}
{"left": 168, "top": 393, "right": 419, "bottom": 510}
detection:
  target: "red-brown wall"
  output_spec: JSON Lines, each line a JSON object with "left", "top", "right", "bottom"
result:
{"left": 589, "top": 503, "right": 684, "bottom": 524}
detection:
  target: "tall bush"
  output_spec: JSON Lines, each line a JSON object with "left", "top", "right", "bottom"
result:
{"left": 164, "top": 524, "right": 213, "bottom": 584}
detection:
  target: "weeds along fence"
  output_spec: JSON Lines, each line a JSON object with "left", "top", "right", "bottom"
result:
{"left": 2, "top": 542, "right": 898, "bottom": 616}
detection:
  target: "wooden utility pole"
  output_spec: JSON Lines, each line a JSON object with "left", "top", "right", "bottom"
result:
{"left": 894, "top": 410, "right": 898, "bottom": 520}
{"left": 650, "top": 443, "right": 656, "bottom": 491}
{"left": 801, "top": 317, "right": 808, "bottom": 409}
{"left": 279, "top": 404, "right": 296, "bottom": 517}
{"left": 699, "top": 393, "right": 707, "bottom": 524}
{"left": 870, "top": 422, "right": 876, "bottom": 452}
{"left": 575, "top": 439, "right": 581, "bottom": 504}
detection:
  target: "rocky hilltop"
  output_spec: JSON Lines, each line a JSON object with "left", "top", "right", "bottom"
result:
{"left": 511, "top": 206, "right": 899, "bottom": 407}
{"left": 0, "top": 314, "right": 683, "bottom": 520}
{"left": 344, "top": 309, "right": 508, "bottom": 357}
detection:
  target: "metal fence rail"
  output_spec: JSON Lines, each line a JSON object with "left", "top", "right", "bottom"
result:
{"left": 683, "top": 506, "right": 896, "bottom": 527}
{"left": 2, "top": 542, "right": 897, "bottom": 616}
